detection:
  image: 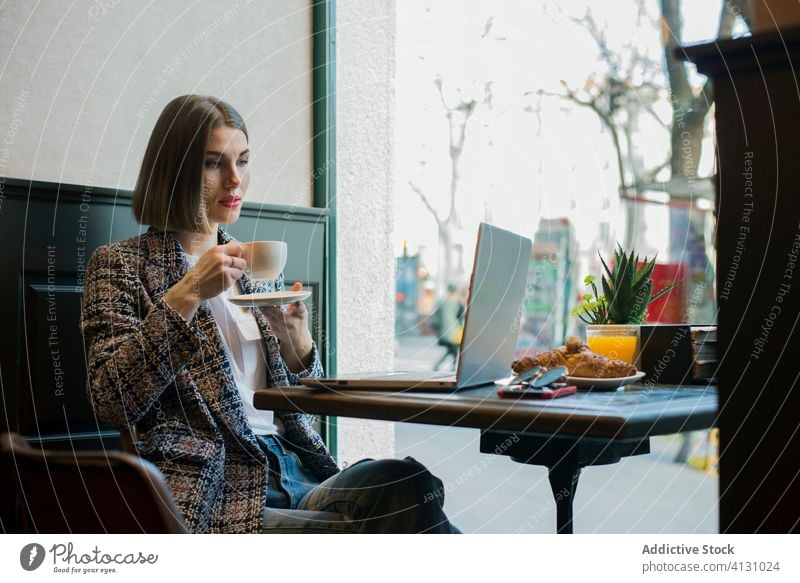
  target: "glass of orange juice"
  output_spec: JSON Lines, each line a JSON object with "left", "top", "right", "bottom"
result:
{"left": 585, "top": 324, "right": 639, "bottom": 367}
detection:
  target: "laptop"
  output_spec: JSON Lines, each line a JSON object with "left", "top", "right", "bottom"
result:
{"left": 300, "top": 222, "right": 532, "bottom": 391}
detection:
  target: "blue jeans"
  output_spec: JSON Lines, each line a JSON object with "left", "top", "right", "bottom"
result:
{"left": 259, "top": 434, "right": 321, "bottom": 509}
{"left": 257, "top": 435, "right": 459, "bottom": 533}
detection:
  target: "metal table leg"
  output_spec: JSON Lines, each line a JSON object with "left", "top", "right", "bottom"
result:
{"left": 548, "top": 463, "right": 581, "bottom": 534}
{"left": 480, "top": 430, "right": 650, "bottom": 534}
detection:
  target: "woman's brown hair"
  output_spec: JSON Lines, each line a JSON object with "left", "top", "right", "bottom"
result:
{"left": 132, "top": 95, "right": 248, "bottom": 233}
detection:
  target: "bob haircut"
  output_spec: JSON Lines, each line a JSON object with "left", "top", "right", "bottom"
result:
{"left": 132, "top": 95, "right": 248, "bottom": 233}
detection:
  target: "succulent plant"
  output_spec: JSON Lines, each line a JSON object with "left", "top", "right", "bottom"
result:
{"left": 572, "top": 245, "right": 681, "bottom": 325}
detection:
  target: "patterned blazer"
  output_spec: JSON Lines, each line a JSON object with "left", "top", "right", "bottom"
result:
{"left": 80, "top": 227, "right": 339, "bottom": 533}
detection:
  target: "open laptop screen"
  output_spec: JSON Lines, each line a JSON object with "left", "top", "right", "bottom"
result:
{"left": 455, "top": 222, "right": 532, "bottom": 389}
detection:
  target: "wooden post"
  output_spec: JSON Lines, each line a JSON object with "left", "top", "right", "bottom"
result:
{"left": 682, "top": 30, "right": 800, "bottom": 533}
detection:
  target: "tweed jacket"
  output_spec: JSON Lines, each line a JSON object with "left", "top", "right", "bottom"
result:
{"left": 80, "top": 227, "right": 339, "bottom": 533}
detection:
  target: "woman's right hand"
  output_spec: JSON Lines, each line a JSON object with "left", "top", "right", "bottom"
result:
{"left": 164, "top": 242, "right": 246, "bottom": 322}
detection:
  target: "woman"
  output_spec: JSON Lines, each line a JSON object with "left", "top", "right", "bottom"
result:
{"left": 81, "top": 95, "right": 458, "bottom": 534}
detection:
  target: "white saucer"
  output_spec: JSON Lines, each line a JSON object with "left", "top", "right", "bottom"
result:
{"left": 566, "top": 371, "right": 646, "bottom": 391}
{"left": 228, "top": 290, "right": 311, "bottom": 307}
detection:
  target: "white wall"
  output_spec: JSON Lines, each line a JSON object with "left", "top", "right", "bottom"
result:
{"left": 335, "top": 0, "right": 397, "bottom": 464}
{"left": 0, "top": 0, "right": 313, "bottom": 206}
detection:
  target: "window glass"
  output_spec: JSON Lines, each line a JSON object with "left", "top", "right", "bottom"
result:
{"left": 393, "top": 0, "right": 744, "bottom": 533}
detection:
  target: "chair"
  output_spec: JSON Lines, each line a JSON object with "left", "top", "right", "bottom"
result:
{"left": 2, "top": 431, "right": 357, "bottom": 534}
{"left": 1, "top": 432, "right": 188, "bottom": 533}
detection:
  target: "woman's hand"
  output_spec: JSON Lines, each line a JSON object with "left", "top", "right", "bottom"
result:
{"left": 165, "top": 242, "right": 246, "bottom": 322}
{"left": 263, "top": 281, "right": 314, "bottom": 373}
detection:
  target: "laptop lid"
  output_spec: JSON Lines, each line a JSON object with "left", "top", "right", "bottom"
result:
{"left": 454, "top": 222, "right": 532, "bottom": 389}
{"left": 297, "top": 222, "right": 531, "bottom": 391}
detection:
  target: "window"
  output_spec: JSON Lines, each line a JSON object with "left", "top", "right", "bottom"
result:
{"left": 392, "top": 0, "right": 747, "bottom": 533}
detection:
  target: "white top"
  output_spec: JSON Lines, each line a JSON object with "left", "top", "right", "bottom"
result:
{"left": 185, "top": 254, "right": 284, "bottom": 436}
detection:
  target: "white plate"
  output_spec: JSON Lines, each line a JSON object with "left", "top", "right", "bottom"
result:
{"left": 566, "top": 371, "right": 646, "bottom": 391}
{"left": 228, "top": 290, "right": 311, "bottom": 307}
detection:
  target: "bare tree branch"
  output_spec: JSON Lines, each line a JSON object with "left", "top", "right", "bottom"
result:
{"left": 413, "top": 74, "right": 493, "bottom": 287}
{"left": 408, "top": 181, "right": 443, "bottom": 226}
{"left": 639, "top": 98, "right": 670, "bottom": 131}
{"left": 537, "top": 0, "right": 750, "bottom": 254}
{"left": 434, "top": 77, "right": 483, "bottom": 228}
{"left": 537, "top": 86, "right": 628, "bottom": 191}
{"left": 634, "top": 0, "right": 661, "bottom": 29}
{"left": 563, "top": 6, "right": 620, "bottom": 77}
{"left": 642, "top": 158, "right": 671, "bottom": 183}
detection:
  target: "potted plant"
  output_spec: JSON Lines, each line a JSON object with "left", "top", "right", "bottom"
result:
{"left": 572, "top": 245, "right": 681, "bottom": 366}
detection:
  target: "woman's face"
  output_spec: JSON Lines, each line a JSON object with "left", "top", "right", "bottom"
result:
{"left": 202, "top": 126, "right": 250, "bottom": 228}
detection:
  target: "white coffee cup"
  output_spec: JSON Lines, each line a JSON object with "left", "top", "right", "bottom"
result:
{"left": 240, "top": 241, "right": 287, "bottom": 280}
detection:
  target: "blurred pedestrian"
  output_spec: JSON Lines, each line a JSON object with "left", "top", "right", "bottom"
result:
{"left": 433, "top": 285, "right": 464, "bottom": 371}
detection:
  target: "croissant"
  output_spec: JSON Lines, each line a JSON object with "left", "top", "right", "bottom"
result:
{"left": 513, "top": 336, "right": 636, "bottom": 378}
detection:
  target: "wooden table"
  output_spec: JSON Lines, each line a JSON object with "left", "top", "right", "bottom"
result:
{"left": 254, "top": 383, "right": 717, "bottom": 533}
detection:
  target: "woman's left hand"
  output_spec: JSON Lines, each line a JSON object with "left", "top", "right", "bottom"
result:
{"left": 263, "top": 281, "right": 314, "bottom": 372}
